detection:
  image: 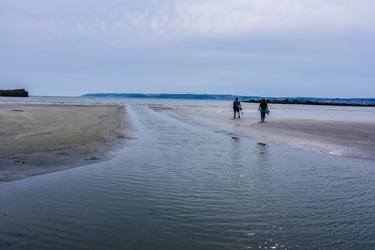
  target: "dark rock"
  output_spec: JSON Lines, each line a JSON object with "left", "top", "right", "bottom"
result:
{"left": 231, "top": 136, "right": 240, "bottom": 141}
{"left": 85, "top": 156, "right": 101, "bottom": 161}
{"left": 244, "top": 98, "right": 375, "bottom": 107}
{"left": 14, "top": 160, "right": 26, "bottom": 164}
{"left": 0, "top": 89, "right": 29, "bottom": 97}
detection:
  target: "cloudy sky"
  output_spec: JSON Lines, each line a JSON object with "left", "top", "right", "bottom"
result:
{"left": 1, "top": 0, "right": 374, "bottom": 97}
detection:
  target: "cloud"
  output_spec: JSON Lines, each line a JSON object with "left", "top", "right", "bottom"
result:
{"left": 128, "top": 0, "right": 375, "bottom": 37}
{"left": 1, "top": 0, "right": 375, "bottom": 47}
{"left": 1, "top": 0, "right": 374, "bottom": 97}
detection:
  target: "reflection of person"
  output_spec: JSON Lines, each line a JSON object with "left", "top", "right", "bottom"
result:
{"left": 258, "top": 99, "right": 269, "bottom": 122}
{"left": 257, "top": 142, "right": 269, "bottom": 163}
{"left": 233, "top": 97, "right": 242, "bottom": 119}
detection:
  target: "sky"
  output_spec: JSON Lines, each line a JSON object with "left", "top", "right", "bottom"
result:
{"left": 0, "top": 0, "right": 374, "bottom": 97}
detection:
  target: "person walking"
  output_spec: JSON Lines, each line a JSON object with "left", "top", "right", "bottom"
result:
{"left": 233, "top": 97, "right": 242, "bottom": 119}
{"left": 258, "top": 99, "right": 269, "bottom": 122}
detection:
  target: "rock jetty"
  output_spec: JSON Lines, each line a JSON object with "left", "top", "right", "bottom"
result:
{"left": 0, "top": 89, "right": 29, "bottom": 97}
{"left": 244, "top": 99, "right": 375, "bottom": 107}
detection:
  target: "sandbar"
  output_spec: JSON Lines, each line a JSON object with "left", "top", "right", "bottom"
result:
{"left": 151, "top": 104, "right": 375, "bottom": 161}
{"left": 0, "top": 104, "right": 132, "bottom": 181}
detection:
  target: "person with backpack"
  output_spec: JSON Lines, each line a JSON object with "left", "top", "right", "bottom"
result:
{"left": 258, "top": 98, "right": 270, "bottom": 122}
{"left": 233, "top": 97, "right": 242, "bottom": 119}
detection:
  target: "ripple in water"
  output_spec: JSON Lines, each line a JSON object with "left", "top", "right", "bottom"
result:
{"left": 0, "top": 105, "right": 375, "bottom": 250}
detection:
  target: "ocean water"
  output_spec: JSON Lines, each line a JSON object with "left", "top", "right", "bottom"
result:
{"left": 0, "top": 98, "right": 375, "bottom": 249}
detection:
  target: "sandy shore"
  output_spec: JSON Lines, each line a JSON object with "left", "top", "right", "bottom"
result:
{"left": 0, "top": 104, "right": 132, "bottom": 181}
{"left": 151, "top": 104, "right": 375, "bottom": 161}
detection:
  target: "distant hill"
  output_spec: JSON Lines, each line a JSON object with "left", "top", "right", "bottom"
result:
{"left": 82, "top": 93, "right": 375, "bottom": 106}
{"left": 82, "top": 93, "right": 258, "bottom": 100}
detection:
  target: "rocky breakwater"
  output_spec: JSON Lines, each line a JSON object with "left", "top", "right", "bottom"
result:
{"left": 0, "top": 89, "right": 29, "bottom": 97}
{"left": 244, "top": 98, "right": 375, "bottom": 107}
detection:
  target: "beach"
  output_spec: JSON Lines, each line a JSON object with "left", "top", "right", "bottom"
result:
{"left": 0, "top": 104, "right": 132, "bottom": 181}
{"left": 1, "top": 103, "right": 374, "bottom": 250}
{"left": 150, "top": 102, "right": 375, "bottom": 160}
{"left": 2, "top": 0, "right": 374, "bottom": 247}
{"left": 1, "top": 99, "right": 374, "bottom": 183}
{"left": 0, "top": 99, "right": 374, "bottom": 249}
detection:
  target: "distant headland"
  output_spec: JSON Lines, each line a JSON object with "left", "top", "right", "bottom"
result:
{"left": 0, "top": 89, "right": 29, "bottom": 97}
{"left": 83, "top": 93, "right": 249, "bottom": 101}
{"left": 82, "top": 93, "right": 375, "bottom": 107}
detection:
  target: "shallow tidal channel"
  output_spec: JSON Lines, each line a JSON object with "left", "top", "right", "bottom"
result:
{"left": 1, "top": 105, "right": 374, "bottom": 250}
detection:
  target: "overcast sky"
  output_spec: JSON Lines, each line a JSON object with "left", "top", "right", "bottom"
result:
{"left": 1, "top": 0, "right": 374, "bottom": 97}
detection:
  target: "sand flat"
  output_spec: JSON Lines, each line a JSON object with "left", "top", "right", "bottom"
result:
{"left": 0, "top": 104, "right": 132, "bottom": 181}
{"left": 152, "top": 104, "right": 375, "bottom": 160}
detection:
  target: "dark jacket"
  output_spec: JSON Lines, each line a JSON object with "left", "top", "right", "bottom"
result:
{"left": 233, "top": 100, "right": 241, "bottom": 109}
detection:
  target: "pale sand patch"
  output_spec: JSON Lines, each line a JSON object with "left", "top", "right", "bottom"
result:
{"left": 151, "top": 105, "right": 375, "bottom": 161}
{"left": 0, "top": 104, "right": 132, "bottom": 181}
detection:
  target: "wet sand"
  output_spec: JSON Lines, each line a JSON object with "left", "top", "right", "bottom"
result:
{"left": 1, "top": 105, "right": 375, "bottom": 250}
{"left": 151, "top": 104, "right": 375, "bottom": 160}
{"left": 0, "top": 104, "right": 132, "bottom": 181}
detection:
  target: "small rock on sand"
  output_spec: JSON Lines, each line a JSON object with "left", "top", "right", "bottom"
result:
{"left": 85, "top": 156, "right": 101, "bottom": 161}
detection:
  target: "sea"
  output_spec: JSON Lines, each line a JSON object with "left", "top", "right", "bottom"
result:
{"left": 2, "top": 95, "right": 375, "bottom": 106}
{"left": 0, "top": 96, "right": 374, "bottom": 250}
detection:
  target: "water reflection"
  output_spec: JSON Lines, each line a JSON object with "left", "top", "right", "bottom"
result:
{"left": 256, "top": 142, "right": 270, "bottom": 166}
{"left": 230, "top": 136, "right": 241, "bottom": 163}
{"left": 0, "top": 105, "right": 374, "bottom": 250}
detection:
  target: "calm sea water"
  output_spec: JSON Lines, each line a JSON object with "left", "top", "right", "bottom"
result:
{"left": 0, "top": 98, "right": 375, "bottom": 249}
